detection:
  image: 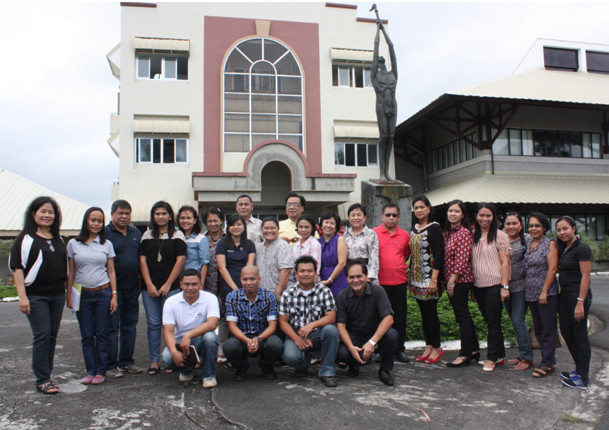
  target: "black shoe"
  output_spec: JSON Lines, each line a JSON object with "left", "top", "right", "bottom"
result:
{"left": 295, "top": 369, "right": 308, "bottom": 377}
{"left": 320, "top": 376, "right": 338, "bottom": 387}
{"left": 262, "top": 369, "right": 277, "bottom": 380}
{"left": 447, "top": 356, "right": 472, "bottom": 368}
{"left": 234, "top": 368, "right": 248, "bottom": 382}
{"left": 379, "top": 370, "right": 394, "bottom": 386}
{"left": 395, "top": 351, "right": 410, "bottom": 363}
{"left": 347, "top": 366, "right": 360, "bottom": 377}
{"left": 470, "top": 351, "right": 481, "bottom": 363}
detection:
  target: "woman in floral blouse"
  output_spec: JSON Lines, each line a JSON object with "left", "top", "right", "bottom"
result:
{"left": 343, "top": 203, "right": 379, "bottom": 282}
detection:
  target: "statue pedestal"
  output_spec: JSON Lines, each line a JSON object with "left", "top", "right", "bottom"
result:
{"left": 362, "top": 180, "right": 412, "bottom": 232}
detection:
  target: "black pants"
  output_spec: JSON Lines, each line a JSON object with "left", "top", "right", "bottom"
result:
{"left": 529, "top": 294, "right": 558, "bottom": 368}
{"left": 417, "top": 299, "right": 441, "bottom": 348}
{"left": 448, "top": 282, "right": 479, "bottom": 357}
{"left": 223, "top": 334, "right": 284, "bottom": 372}
{"left": 381, "top": 283, "right": 407, "bottom": 353}
{"left": 559, "top": 291, "right": 592, "bottom": 383}
{"left": 336, "top": 328, "right": 398, "bottom": 372}
{"left": 473, "top": 285, "right": 505, "bottom": 361}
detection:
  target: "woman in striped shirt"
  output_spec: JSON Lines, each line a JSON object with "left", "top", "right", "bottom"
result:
{"left": 471, "top": 202, "right": 510, "bottom": 372}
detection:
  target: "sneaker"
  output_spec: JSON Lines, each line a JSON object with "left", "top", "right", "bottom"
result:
{"left": 320, "top": 375, "right": 338, "bottom": 387}
{"left": 561, "top": 370, "right": 579, "bottom": 381}
{"left": 179, "top": 372, "right": 194, "bottom": 382}
{"left": 562, "top": 377, "right": 588, "bottom": 390}
{"left": 202, "top": 377, "right": 217, "bottom": 388}
{"left": 91, "top": 375, "right": 106, "bottom": 385}
{"left": 119, "top": 364, "right": 144, "bottom": 374}
{"left": 107, "top": 368, "right": 124, "bottom": 378}
{"left": 81, "top": 375, "right": 95, "bottom": 385}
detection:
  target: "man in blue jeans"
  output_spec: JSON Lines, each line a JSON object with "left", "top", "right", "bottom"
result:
{"left": 279, "top": 256, "right": 339, "bottom": 387}
{"left": 162, "top": 269, "right": 219, "bottom": 388}
{"left": 105, "top": 200, "right": 143, "bottom": 377}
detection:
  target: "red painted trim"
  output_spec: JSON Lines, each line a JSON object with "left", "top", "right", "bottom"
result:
{"left": 120, "top": 2, "right": 156, "bottom": 8}
{"left": 325, "top": 3, "right": 357, "bottom": 10}
{"left": 357, "top": 17, "right": 388, "bottom": 24}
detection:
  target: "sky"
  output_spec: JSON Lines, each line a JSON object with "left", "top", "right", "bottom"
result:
{"left": 2, "top": 1, "right": 609, "bottom": 212}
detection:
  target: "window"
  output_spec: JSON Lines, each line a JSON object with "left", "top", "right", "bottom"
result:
{"left": 549, "top": 214, "right": 606, "bottom": 240}
{"left": 586, "top": 50, "right": 609, "bottom": 74}
{"left": 135, "top": 138, "right": 188, "bottom": 164}
{"left": 332, "top": 65, "right": 372, "bottom": 88}
{"left": 224, "top": 38, "right": 303, "bottom": 152}
{"left": 493, "top": 128, "right": 601, "bottom": 159}
{"left": 544, "top": 47, "right": 578, "bottom": 71}
{"left": 334, "top": 142, "right": 377, "bottom": 167}
{"left": 430, "top": 134, "right": 477, "bottom": 172}
{"left": 136, "top": 54, "right": 188, "bottom": 80}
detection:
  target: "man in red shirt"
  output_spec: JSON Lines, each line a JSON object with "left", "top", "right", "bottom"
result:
{"left": 373, "top": 203, "right": 411, "bottom": 362}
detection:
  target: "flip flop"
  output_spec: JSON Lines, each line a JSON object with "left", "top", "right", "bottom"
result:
{"left": 532, "top": 366, "right": 555, "bottom": 378}
{"left": 147, "top": 366, "right": 160, "bottom": 375}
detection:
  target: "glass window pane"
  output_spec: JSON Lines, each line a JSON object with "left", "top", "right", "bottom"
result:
{"left": 251, "top": 74, "right": 275, "bottom": 93}
{"left": 225, "top": 74, "right": 249, "bottom": 92}
{"left": 275, "top": 53, "right": 300, "bottom": 75}
{"left": 278, "top": 76, "right": 301, "bottom": 95}
{"left": 338, "top": 67, "right": 350, "bottom": 87}
{"left": 278, "top": 96, "right": 302, "bottom": 114}
{"left": 175, "top": 139, "right": 187, "bottom": 162}
{"left": 582, "top": 133, "right": 592, "bottom": 157}
{"left": 592, "top": 133, "right": 601, "bottom": 158}
{"left": 224, "top": 134, "right": 250, "bottom": 152}
{"left": 138, "top": 138, "right": 151, "bottom": 162}
{"left": 588, "top": 216, "right": 597, "bottom": 240}
{"left": 238, "top": 39, "right": 262, "bottom": 62}
{"left": 598, "top": 215, "right": 606, "bottom": 240}
{"left": 345, "top": 143, "right": 355, "bottom": 166}
{"left": 252, "top": 61, "right": 275, "bottom": 74}
{"left": 251, "top": 95, "right": 276, "bottom": 113}
{"left": 225, "top": 49, "right": 251, "bottom": 72}
{"left": 354, "top": 67, "right": 364, "bottom": 88}
{"left": 357, "top": 144, "right": 367, "bottom": 166}
{"left": 150, "top": 56, "right": 162, "bottom": 79}
{"left": 367, "top": 144, "right": 377, "bottom": 165}
{"left": 570, "top": 132, "right": 582, "bottom": 157}
{"left": 533, "top": 131, "right": 546, "bottom": 156}
{"left": 153, "top": 139, "right": 161, "bottom": 163}
{"left": 163, "top": 139, "right": 175, "bottom": 163}
{"left": 137, "top": 56, "right": 150, "bottom": 78}
{"left": 252, "top": 134, "right": 276, "bottom": 146}
{"left": 335, "top": 143, "right": 345, "bottom": 165}
{"left": 363, "top": 68, "right": 372, "bottom": 87}
{"left": 509, "top": 129, "right": 522, "bottom": 155}
{"left": 522, "top": 130, "right": 534, "bottom": 155}
{"left": 558, "top": 131, "right": 571, "bottom": 157}
{"left": 332, "top": 65, "right": 338, "bottom": 86}
{"left": 279, "top": 134, "right": 302, "bottom": 150}
{"left": 264, "top": 39, "right": 286, "bottom": 63}
{"left": 278, "top": 116, "right": 302, "bottom": 133}
{"left": 575, "top": 216, "right": 586, "bottom": 235}
{"left": 225, "top": 94, "right": 249, "bottom": 112}
{"left": 177, "top": 56, "right": 188, "bottom": 80}
{"left": 225, "top": 114, "right": 249, "bottom": 133}
{"left": 494, "top": 130, "right": 509, "bottom": 155}
{"left": 164, "top": 57, "right": 177, "bottom": 79}
{"left": 252, "top": 114, "right": 276, "bottom": 133}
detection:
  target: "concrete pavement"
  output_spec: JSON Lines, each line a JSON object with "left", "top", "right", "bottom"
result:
{"left": 1, "top": 278, "right": 608, "bottom": 430}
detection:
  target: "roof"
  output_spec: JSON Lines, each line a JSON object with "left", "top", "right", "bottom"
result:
{"left": 425, "top": 174, "right": 609, "bottom": 206}
{"left": 0, "top": 169, "right": 89, "bottom": 237}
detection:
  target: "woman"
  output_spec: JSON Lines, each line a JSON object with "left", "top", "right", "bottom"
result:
{"left": 471, "top": 202, "right": 510, "bottom": 372}
{"left": 10, "top": 197, "right": 67, "bottom": 394}
{"left": 556, "top": 216, "right": 593, "bottom": 390}
{"left": 443, "top": 200, "right": 480, "bottom": 367}
{"left": 139, "top": 201, "right": 187, "bottom": 375}
{"left": 256, "top": 218, "right": 294, "bottom": 299}
{"left": 504, "top": 212, "right": 534, "bottom": 371}
{"left": 177, "top": 205, "right": 210, "bottom": 281}
{"left": 409, "top": 196, "right": 444, "bottom": 364}
{"left": 318, "top": 211, "right": 348, "bottom": 298}
{"left": 291, "top": 215, "right": 322, "bottom": 286}
{"left": 524, "top": 212, "right": 559, "bottom": 378}
{"left": 66, "top": 207, "right": 118, "bottom": 385}
{"left": 343, "top": 203, "right": 379, "bottom": 281}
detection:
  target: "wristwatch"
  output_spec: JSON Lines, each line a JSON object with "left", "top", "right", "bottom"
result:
{"left": 502, "top": 285, "right": 510, "bottom": 290}
{"left": 367, "top": 339, "right": 378, "bottom": 350}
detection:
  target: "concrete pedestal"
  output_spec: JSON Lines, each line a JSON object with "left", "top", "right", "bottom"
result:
{"left": 361, "top": 180, "right": 412, "bottom": 231}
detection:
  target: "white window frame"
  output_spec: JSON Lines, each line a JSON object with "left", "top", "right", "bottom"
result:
{"left": 334, "top": 142, "right": 378, "bottom": 167}
{"left": 135, "top": 137, "right": 189, "bottom": 164}
{"left": 333, "top": 64, "right": 373, "bottom": 88}
{"left": 135, "top": 53, "right": 188, "bottom": 81}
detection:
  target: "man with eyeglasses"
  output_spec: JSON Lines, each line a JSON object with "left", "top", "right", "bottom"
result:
{"left": 373, "top": 203, "right": 411, "bottom": 363}
{"left": 279, "top": 192, "right": 308, "bottom": 246}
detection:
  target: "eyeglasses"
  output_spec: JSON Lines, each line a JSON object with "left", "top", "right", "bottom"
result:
{"left": 286, "top": 202, "right": 301, "bottom": 208}
{"left": 528, "top": 224, "right": 542, "bottom": 228}
{"left": 383, "top": 213, "right": 399, "bottom": 218}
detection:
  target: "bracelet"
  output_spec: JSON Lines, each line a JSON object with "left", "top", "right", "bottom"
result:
{"left": 112, "top": 291, "right": 117, "bottom": 295}
{"left": 576, "top": 297, "right": 584, "bottom": 302}
{"left": 328, "top": 277, "right": 334, "bottom": 284}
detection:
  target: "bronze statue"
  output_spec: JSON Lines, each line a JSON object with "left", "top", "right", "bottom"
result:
{"left": 371, "top": 4, "right": 397, "bottom": 181}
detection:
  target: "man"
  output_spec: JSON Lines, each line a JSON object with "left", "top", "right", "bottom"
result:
{"left": 105, "top": 200, "right": 143, "bottom": 378}
{"left": 236, "top": 194, "right": 263, "bottom": 244}
{"left": 224, "top": 266, "right": 283, "bottom": 381}
{"left": 279, "top": 256, "right": 339, "bottom": 387}
{"left": 162, "top": 269, "right": 219, "bottom": 388}
{"left": 336, "top": 261, "right": 398, "bottom": 386}
{"left": 278, "top": 192, "right": 306, "bottom": 245}
{"left": 373, "top": 203, "right": 411, "bottom": 363}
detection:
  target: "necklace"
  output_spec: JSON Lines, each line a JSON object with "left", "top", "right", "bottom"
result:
{"left": 157, "top": 238, "right": 165, "bottom": 262}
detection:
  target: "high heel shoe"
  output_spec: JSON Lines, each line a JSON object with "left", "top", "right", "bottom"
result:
{"left": 424, "top": 348, "right": 444, "bottom": 364}
{"left": 415, "top": 352, "right": 431, "bottom": 362}
{"left": 447, "top": 356, "right": 472, "bottom": 368}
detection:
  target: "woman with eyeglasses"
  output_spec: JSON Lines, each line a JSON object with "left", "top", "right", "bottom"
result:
{"left": 343, "top": 203, "right": 379, "bottom": 282}
{"left": 318, "top": 211, "right": 348, "bottom": 298}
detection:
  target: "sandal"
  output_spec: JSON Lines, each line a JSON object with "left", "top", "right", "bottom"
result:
{"left": 165, "top": 368, "right": 175, "bottom": 374}
{"left": 482, "top": 360, "right": 496, "bottom": 372}
{"left": 37, "top": 381, "right": 59, "bottom": 394}
{"left": 514, "top": 360, "right": 533, "bottom": 371}
{"left": 147, "top": 366, "right": 160, "bottom": 375}
{"left": 508, "top": 357, "right": 522, "bottom": 365}
{"left": 532, "top": 366, "right": 555, "bottom": 378}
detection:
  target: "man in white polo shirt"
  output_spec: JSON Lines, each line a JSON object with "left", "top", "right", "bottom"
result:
{"left": 162, "top": 269, "right": 219, "bottom": 388}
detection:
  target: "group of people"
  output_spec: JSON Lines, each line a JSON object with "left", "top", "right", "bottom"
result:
{"left": 9, "top": 192, "right": 593, "bottom": 394}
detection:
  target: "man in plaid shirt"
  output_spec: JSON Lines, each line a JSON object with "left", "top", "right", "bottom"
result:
{"left": 279, "top": 256, "right": 340, "bottom": 387}
{"left": 224, "top": 266, "right": 283, "bottom": 381}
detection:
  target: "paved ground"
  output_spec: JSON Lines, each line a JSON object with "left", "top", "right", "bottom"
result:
{"left": 1, "top": 278, "right": 608, "bottom": 430}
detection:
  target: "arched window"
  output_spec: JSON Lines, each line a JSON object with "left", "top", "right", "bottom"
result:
{"left": 224, "top": 38, "right": 303, "bottom": 152}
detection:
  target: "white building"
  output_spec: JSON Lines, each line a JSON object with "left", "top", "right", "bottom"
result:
{"left": 107, "top": 2, "right": 391, "bottom": 222}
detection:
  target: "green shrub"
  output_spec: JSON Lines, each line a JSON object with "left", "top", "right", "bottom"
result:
{"left": 0, "top": 285, "right": 17, "bottom": 299}
{"left": 546, "top": 231, "right": 598, "bottom": 263}
{"left": 599, "top": 237, "right": 609, "bottom": 262}
{"left": 0, "top": 239, "right": 12, "bottom": 258}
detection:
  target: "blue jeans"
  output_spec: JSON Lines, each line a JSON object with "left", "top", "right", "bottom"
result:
{"left": 504, "top": 290, "right": 533, "bottom": 361}
{"left": 26, "top": 294, "right": 64, "bottom": 385}
{"left": 77, "top": 288, "right": 111, "bottom": 375}
{"left": 161, "top": 331, "right": 218, "bottom": 378}
{"left": 107, "top": 288, "right": 140, "bottom": 369}
{"left": 142, "top": 289, "right": 180, "bottom": 363}
{"left": 283, "top": 325, "right": 339, "bottom": 377}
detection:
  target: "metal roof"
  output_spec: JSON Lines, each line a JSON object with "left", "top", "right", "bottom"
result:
{"left": 424, "top": 174, "right": 609, "bottom": 206}
{"left": 0, "top": 169, "right": 89, "bottom": 237}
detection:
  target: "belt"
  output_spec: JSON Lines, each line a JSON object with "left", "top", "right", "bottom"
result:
{"left": 83, "top": 283, "right": 110, "bottom": 292}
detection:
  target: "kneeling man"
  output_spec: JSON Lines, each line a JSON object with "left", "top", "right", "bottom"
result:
{"left": 336, "top": 260, "right": 398, "bottom": 386}
{"left": 279, "top": 256, "right": 340, "bottom": 387}
{"left": 162, "top": 269, "right": 219, "bottom": 388}
{"left": 224, "top": 266, "right": 283, "bottom": 381}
